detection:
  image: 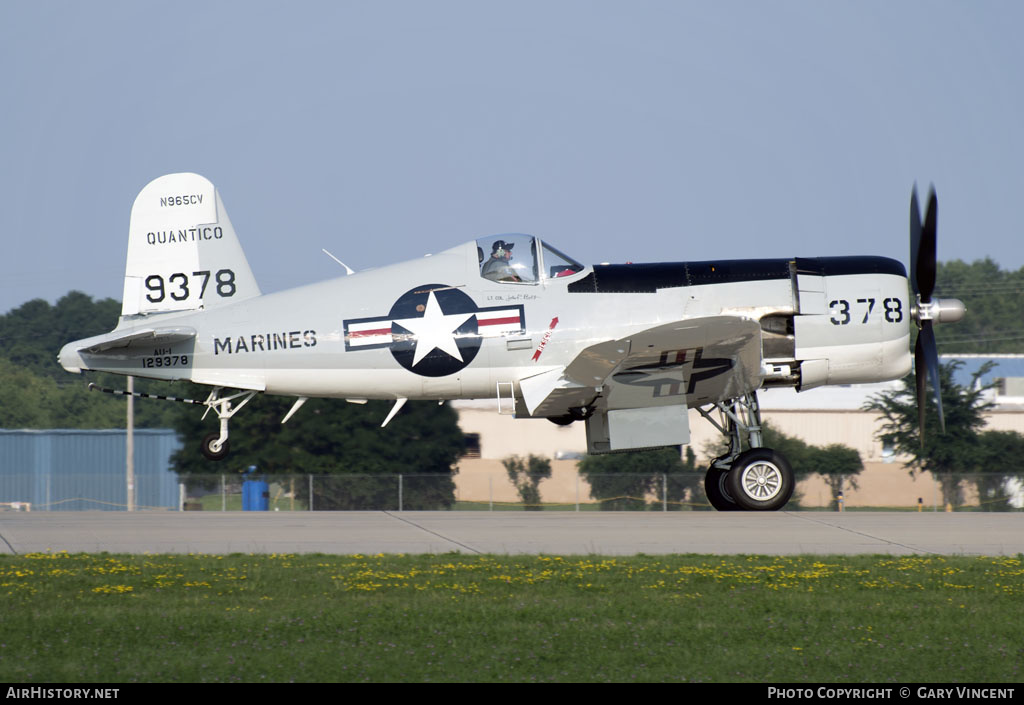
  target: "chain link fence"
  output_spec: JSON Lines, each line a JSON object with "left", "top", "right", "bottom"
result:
{"left": 169, "top": 472, "right": 1023, "bottom": 512}
{"left": 1, "top": 472, "right": 1021, "bottom": 512}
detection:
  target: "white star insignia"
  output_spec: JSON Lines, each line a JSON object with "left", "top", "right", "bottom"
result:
{"left": 393, "top": 291, "right": 474, "bottom": 367}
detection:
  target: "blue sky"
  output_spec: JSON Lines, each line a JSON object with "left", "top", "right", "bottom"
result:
{"left": 2, "top": 1, "right": 1021, "bottom": 315}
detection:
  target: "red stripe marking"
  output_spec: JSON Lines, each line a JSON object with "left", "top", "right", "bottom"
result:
{"left": 350, "top": 327, "right": 392, "bottom": 338}
{"left": 478, "top": 316, "right": 520, "bottom": 326}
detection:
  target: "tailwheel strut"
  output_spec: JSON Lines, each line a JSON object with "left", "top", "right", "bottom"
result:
{"left": 199, "top": 388, "right": 258, "bottom": 461}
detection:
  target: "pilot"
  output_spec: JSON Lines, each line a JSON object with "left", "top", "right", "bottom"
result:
{"left": 481, "top": 240, "right": 522, "bottom": 282}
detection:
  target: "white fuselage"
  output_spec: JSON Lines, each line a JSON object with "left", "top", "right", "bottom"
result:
{"left": 61, "top": 240, "right": 912, "bottom": 412}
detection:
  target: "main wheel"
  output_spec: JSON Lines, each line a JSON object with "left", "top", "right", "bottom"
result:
{"left": 200, "top": 432, "right": 230, "bottom": 461}
{"left": 725, "top": 448, "right": 794, "bottom": 511}
{"left": 704, "top": 466, "right": 741, "bottom": 511}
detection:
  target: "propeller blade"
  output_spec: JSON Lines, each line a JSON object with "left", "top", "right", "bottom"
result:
{"left": 909, "top": 185, "right": 950, "bottom": 445}
{"left": 915, "top": 334, "right": 927, "bottom": 444}
{"left": 910, "top": 186, "right": 922, "bottom": 296}
{"left": 917, "top": 188, "right": 938, "bottom": 302}
{"left": 916, "top": 320, "right": 945, "bottom": 440}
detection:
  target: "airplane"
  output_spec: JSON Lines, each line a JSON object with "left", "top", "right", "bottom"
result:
{"left": 59, "top": 173, "right": 966, "bottom": 511}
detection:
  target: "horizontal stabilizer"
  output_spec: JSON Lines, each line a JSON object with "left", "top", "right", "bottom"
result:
{"left": 81, "top": 327, "right": 196, "bottom": 354}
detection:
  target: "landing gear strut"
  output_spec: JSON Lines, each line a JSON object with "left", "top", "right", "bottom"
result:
{"left": 698, "top": 392, "right": 794, "bottom": 511}
{"left": 199, "top": 388, "right": 257, "bottom": 461}
{"left": 87, "top": 382, "right": 258, "bottom": 462}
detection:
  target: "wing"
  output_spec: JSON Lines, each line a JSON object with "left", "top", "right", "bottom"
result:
{"left": 519, "top": 316, "right": 763, "bottom": 418}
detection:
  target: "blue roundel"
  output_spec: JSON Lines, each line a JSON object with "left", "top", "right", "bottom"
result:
{"left": 388, "top": 285, "right": 482, "bottom": 377}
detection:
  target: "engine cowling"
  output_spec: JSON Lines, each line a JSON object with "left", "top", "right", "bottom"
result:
{"left": 766, "top": 256, "right": 914, "bottom": 390}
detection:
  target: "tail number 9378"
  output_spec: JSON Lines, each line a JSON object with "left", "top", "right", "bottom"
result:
{"left": 144, "top": 269, "right": 236, "bottom": 303}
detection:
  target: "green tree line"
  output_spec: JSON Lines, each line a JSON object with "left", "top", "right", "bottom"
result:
{"left": 865, "top": 360, "right": 1024, "bottom": 510}
{"left": 933, "top": 258, "right": 1024, "bottom": 353}
{"left": 0, "top": 292, "right": 184, "bottom": 428}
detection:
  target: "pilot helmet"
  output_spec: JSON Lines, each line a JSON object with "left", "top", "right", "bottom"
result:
{"left": 491, "top": 240, "right": 514, "bottom": 258}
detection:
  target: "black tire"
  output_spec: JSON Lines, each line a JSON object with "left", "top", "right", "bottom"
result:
{"left": 704, "top": 466, "right": 741, "bottom": 511}
{"left": 200, "top": 432, "right": 230, "bottom": 461}
{"left": 725, "top": 448, "right": 794, "bottom": 511}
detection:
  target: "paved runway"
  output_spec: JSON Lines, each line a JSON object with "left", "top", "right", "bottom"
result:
{"left": 2, "top": 511, "right": 1023, "bottom": 556}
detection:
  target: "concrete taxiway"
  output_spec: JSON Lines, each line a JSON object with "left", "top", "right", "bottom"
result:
{"left": 2, "top": 511, "right": 1023, "bottom": 556}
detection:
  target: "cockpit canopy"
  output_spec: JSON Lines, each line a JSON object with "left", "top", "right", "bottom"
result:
{"left": 476, "top": 234, "right": 583, "bottom": 284}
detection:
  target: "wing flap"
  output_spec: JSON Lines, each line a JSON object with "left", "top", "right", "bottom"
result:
{"left": 520, "top": 367, "right": 595, "bottom": 417}
{"left": 522, "top": 316, "right": 763, "bottom": 418}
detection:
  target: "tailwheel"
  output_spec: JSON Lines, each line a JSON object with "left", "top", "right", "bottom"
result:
{"left": 725, "top": 448, "right": 794, "bottom": 511}
{"left": 197, "top": 387, "right": 258, "bottom": 462}
{"left": 200, "top": 432, "right": 230, "bottom": 462}
{"left": 704, "top": 464, "right": 740, "bottom": 511}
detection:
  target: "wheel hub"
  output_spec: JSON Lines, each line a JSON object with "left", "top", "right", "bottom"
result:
{"left": 740, "top": 462, "right": 782, "bottom": 501}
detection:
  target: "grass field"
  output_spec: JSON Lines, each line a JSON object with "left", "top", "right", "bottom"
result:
{"left": 1, "top": 552, "right": 1022, "bottom": 683}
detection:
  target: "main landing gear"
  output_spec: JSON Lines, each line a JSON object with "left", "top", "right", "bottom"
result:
{"left": 697, "top": 392, "right": 794, "bottom": 511}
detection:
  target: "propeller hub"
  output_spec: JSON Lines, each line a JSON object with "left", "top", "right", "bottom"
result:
{"left": 915, "top": 296, "right": 966, "bottom": 325}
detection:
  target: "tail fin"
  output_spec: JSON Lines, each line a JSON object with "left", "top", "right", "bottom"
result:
{"left": 121, "top": 173, "right": 261, "bottom": 315}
